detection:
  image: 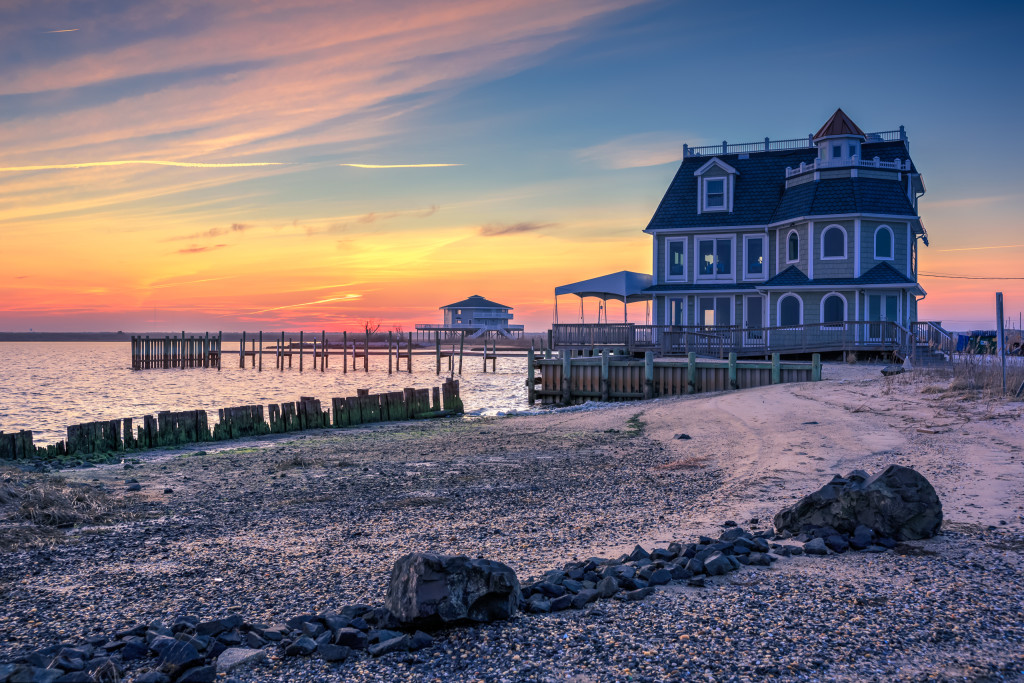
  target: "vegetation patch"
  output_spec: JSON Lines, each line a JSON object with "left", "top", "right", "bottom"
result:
{"left": 625, "top": 412, "right": 647, "bottom": 437}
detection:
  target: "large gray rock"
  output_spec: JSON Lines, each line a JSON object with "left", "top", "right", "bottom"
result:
{"left": 774, "top": 465, "right": 942, "bottom": 541}
{"left": 385, "top": 552, "right": 522, "bottom": 627}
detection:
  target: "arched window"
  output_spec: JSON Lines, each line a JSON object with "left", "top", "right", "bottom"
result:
{"left": 779, "top": 294, "right": 802, "bottom": 326}
{"left": 822, "top": 293, "right": 846, "bottom": 325}
{"left": 787, "top": 231, "right": 799, "bottom": 262}
{"left": 874, "top": 225, "right": 894, "bottom": 260}
{"left": 821, "top": 225, "right": 846, "bottom": 259}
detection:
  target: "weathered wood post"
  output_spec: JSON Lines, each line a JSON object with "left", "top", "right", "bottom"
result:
{"left": 812, "top": 353, "right": 821, "bottom": 381}
{"left": 299, "top": 331, "right": 304, "bottom": 372}
{"left": 435, "top": 331, "right": 441, "bottom": 375}
{"left": 561, "top": 351, "right": 572, "bottom": 404}
{"left": 408, "top": 332, "right": 413, "bottom": 372}
{"left": 312, "top": 337, "right": 317, "bottom": 372}
{"left": 546, "top": 330, "right": 553, "bottom": 359}
{"left": 644, "top": 351, "right": 654, "bottom": 399}
{"left": 458, "top": 331, "right": 464, "bottom": 376}
{"left": 600, "top": 348, "right": 610, "bottom": 402}
{"left": 771, "top": 353, "right": 781, "bottom": 384}
{"left": 687, "top": 352, "right": 696, "bottom": 394}
{"left": 322, "top": 330, "right": 327, "bottom": 371}
{"left": 343, "top": 331, "right": 348, "bottom": 373}
{"left": 258, "top": 331, "right": 263, "bottom": 372}
{"left": 527, "top": 343, "right": 536, "bottom": 405}
{"left": 364, "top": 329, "right": 369, "bottom": 372}
{"left": 728, "top": 352, "right": 738, "bottom": 390}
{"left": 388, "top": 331, "right": 393, "bottom": 374}
{"left": 240, "top": 331, "right": 246, "bottom": 368}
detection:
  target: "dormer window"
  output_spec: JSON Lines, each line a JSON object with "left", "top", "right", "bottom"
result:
{"left": 693, "top": 157, "right": 737, "bottom": 214}
{"left": 704, "top": 178, "right": 725, "bottom": 210}
{"left": 832, "top": 144, "right": 842, "bottom": 159}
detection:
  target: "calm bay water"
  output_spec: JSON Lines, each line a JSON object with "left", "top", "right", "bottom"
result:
{"left": 0, "top": 342, "right": 530, "bottom": 445}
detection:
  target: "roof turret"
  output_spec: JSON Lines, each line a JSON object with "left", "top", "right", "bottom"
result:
{"left": 813, "top": 108, "right": 866, "bottom": 141}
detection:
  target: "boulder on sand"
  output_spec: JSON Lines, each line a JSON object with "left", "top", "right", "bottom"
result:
{"left": 385, "top": 552, "right": 522, "bottom": 627}
{"left": 774, "top": 465, "right": 942, "bottom": 541}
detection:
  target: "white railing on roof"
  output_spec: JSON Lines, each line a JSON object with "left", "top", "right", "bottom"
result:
{"left": 784, "top": 156, "right": 911, "bottom": 178}
{"left": 682, "top": 127, "right": 907, "bottom": 158}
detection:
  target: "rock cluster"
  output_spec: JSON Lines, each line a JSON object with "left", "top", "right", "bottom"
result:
{"left": 774, "top": 465, "right": 943, "bottom": 540}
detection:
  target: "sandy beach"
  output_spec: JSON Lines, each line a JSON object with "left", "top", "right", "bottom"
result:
{"left": 2, "top": 363, "right": 1023, "bottom": 681}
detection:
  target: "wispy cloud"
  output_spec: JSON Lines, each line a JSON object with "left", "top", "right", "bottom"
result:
{"left": 576, "top": 132, "right": 686, "bottom": 169}
{"left": 248, "top": 294, "right": 362, "bottom": 315}
{"left": 0, "top": 160, "right": 283, "bottom": 172}
{"left": 926, "top": 194, "right": 1018, "bottom": 209}
{"left": 937, "top": 243, "right": 1024, "bottom": 252}
{"left": 339, "top": 163, "right": 462, "bottom": 169}
{"left": 43, "top": 29, "right": 79, "bottom": 34}
{"left": 168, "top": 223, "right": 253, "bottom": 242}
{"left": 148, "top": 275, "right": 238, "bottom": 289}
{"left": 177, "top": 244, "right": 228, "bottom": 254}
{"left": 479, "top": 221, "right": 553, "bottom": 236}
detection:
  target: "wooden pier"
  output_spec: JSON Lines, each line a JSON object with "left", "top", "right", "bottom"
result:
{"left": 0, "top": 379, "right": 463, "bottom": 459}
{"left": 131, "top": 333, "right": 222, "bottom": 370}
{"left": 527, "top": 348, "right": 819, "bottom": 405}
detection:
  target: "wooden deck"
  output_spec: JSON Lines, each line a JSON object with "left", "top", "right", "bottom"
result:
{"left": 551, "top": 321, "right": 953, "bottom": 362}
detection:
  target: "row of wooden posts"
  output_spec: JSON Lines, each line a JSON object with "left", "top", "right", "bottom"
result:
{"left": 526, "top": 349, "right": 821, "bottom": 405}
{"left": 132, "top": 331, "right": 503, "bottom": 375}
{"left": 0, "top": 379, "right": 463, "bottom": 459}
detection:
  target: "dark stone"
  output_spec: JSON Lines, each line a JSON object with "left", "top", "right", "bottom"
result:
{"left": 319, "top": 644, "right": 351, "bottom": 662}
{"left": 409, "top": 631, "right": 433, "bottom": 651}
{"left": 648, "top": 569, "right": 672, "bottom": 586}
{"left": 154, "top": 640, "right": 203, "bottom": 674}
{"left": 54, "top": 674, "right": 92, "bottom": 683}
{"left": 719, "top": 527, "right": 748, "bottom": 542}
{"left": 163, "top": 488, "right": 174, "bottom": 494}
{"left": 525, "top": 595, "right": 551, "bottom": 613}
{"left": 596, "top": 576, "right": 619, "bottom": 598}
{"left": 217, "top": 631, "right": 242, "bottom": 646}
{"left": 120, "top": 638, "right": 148, "bottom": 661}
{"left": 669, "top": 565, "right": 692, "bottom": 581}
{"left": 284, "top": 637, "right": 317, "bottom": 657}
{"left": 368, "top": 636, "right": 410, "bottom": 657}
{"left": 774, "top": 465, "right": 943, "bottom": 541}
{"left": 368, "top": 629, "right": 403, "bottom": 645}
{"left": 333, "top": 628, "right": 368, "bottom": 650}
{"left": 549, "top": 595, "right": 573, "bottom": 611}
{"left": 723, "top": 520, "right": 737, "bottom": 527}
{"left": 627, "top": 545, "right": 650, "bottom": 561}
{"left": 348, "top": 617, "right": 370, "bottom": 632}
{"left": 673, "top": 433, "right": 691, "bottom": 440}
{"left": 687, "top": 576, "right": 705, "bottom": 587}
{"left": 571, "top": 589, "right": 600, "bottom": 609}
{"left": 196, "top": 614, "right": 242, "bottom": 637}
{"left": 284, "top": 614, "right": 317, "bottom": 631}
{"left": 561, "top": 579, "right": 583, "bottom": 594}
{"left": 534, "top": 581, "right": 565, "bottom": 598}
{"left": 703, "top": 552, "right": 732, "bottom": 576}
{"left": 363, "top": 607, "right": 400, "bottom": 631}
{"left": 748, "top": 552, "right": 772, "bottom": 567}
{"left": 126, "top": 483, "right": 142, "bottom": 491}
{"left": 322, "top": 615, "right": 350, "bottom": 632}
{"left": 685, "top": 557, "right": 705, "bottom": 575}
{"left": 650, "top": 548, "right": 675, "bottom": 561}
{"left": 245, "top": 632, "right": 267, "bottom": 649}
{"left": 134, "top": 673, "right": 170, "bottom": 683}
{"left": 171, "top": 616, "right": 199, "bottom": 633}
{"left": 176, "top": 665, "right": 217, "bottom": 683}
{"left": 385, "top": 552, "right": 522, "bottom": 627}
{"left": 10, "top": 671, "right": 62, "bottom": 683}
{"left": 804, "top": 538, "right": 829, "bottom": 555}
{"left": 340, "top": 605, "right": 372, "bottom": 619}
{"left": 620, "top": 587, "right": 654, "bottom": 601}
{"left": 301, "top": 622, "right": 324, "bottom": 639}
{"left": 850, "top": 525, "right": 875, "bottom": 550}
{"left": 825, "top": 534, "right": 850, "bottom": 553}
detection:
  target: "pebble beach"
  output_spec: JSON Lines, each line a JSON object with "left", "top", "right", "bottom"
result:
{"left": 2, "top": 363, "right": 1023, "bottom": 681}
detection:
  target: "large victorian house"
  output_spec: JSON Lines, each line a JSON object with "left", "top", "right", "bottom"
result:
{"left": 644, "top": 109, "right": 928, "bottom": 344}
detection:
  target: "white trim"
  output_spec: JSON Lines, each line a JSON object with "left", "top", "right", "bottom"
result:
{"left": 854, "top": 290, "right": 860, "bottom": 342}
{"left": 759, "top": 282, "right": 919, "bottom": 291}
{"left": 786, "top": 229, "right": 800, "bottom": 264}
{"left": 820, "top": 223, "right": 848, "bottom": 260}
{"left": 692, "top": 157, "right": 739, "bottom": 176}
{"left": 665, "top": 237, "right": 687, "bottom": 282}
{"left": 873, "top": 224, "right": 895, "bottom": 261}
{"left": 854, "top": 219, "right": 861, "bottom": 275}
{"left": 694, "top": 234, "right": 737, "bottom": 282}
{"left": 742, "top": 234, "right": 767, "bottom": 281}
{"left": 777, "top": 292, "right": 804, "bottom": 326}
{"left": 808, "top": 222, "right": 814, "bottom": 278}
{"left": 643, "top": 223, "right": 768, "bottom": 235}
{"left": 906, "top": 223, "right": 912, "bottom": 274}
{"left": 701, "top": 176, "right": 729, "bottom": 213}
{"left": 768, "top": 212, "right": 920, "bottom": 228}
{"left": 820, "top": 291, "right": 848, "bottom": 325}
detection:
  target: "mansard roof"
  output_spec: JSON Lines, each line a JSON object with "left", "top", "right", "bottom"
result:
{"left": 772, "top": 177, "right": 917, "bottom": 223}
{"left": 644, "top": 141, "right": 915, "bottom": 231}
{"left": 761, "top": 262, "right": 915, "bottom": 289}
{"left": 813, "top": 108, "right": 866, "bottom": 140}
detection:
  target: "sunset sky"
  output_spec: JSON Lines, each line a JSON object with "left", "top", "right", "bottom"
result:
{"left": 1, "top": 0, "right": 1021, "bottom": 333}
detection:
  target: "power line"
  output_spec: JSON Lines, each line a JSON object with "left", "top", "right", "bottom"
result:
{"left": 919, "top": 272, "right": 1024, "bottom": 280}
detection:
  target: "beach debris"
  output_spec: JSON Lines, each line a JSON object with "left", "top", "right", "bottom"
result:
{"left": 773, "top": 465, "right": 943, "bottom": 540}
{"left": 673, "top": 433, "right": 691, "bottom": 440}
{"left": 881, "top": 364, "right": 905, "bottom": 376}
{"left": 385, "top": 552, "right": 523, "bottom": 627}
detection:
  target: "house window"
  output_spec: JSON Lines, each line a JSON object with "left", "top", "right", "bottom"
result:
{"left": 779, "top": 294, "right": 802, "bottom": 326}
{"left": 821, "top": 225, "right": 847, "bottom": 259}
{"left": 787, "top": 230, "right": 799, "bottom": 263}
{"left": 666, "top": 239, "right": 686, "bottom": 279}
{"left": 698, "top": 296, "right": 731, "bottom": 327}
{"left": 849, "top": 142, "right": 859, "bottom": 158}
{"left": 703, "top": 178, "right": 726, "bottom": 211}
{"left": 832, "top": 144, "right": 842, "bottom": 159}
{"left": 874, "top": 225, "right": 894, "bottom": 260}
{"left": 822, "top": 293, "right": 846, "bottom": 325}
{"left": 744, "top": 235, "right": 764, "bottom": 279}
{"left": 697, "top": 237, "right": 733, "bottom": 280}
{"left": 670, "top": 299, "right": 686, "bottom": 325}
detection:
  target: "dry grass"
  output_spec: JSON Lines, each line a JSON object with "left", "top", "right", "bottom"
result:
{"left": 0, "top": 469, "right": 130, "bottom": 550}
{"left": 948, "top": 354, "right": 1024, "bottom": 398}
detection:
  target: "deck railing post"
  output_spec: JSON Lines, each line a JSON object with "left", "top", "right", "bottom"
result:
{"left": 772, "top": 353, "right": 781, "bottom": 384}
{"left": 527, "top": 344, "right": 536, "bottom": 405}
{"left": 644, "top": 351, "right": 654, "bottom": 399}
{"left": 812, "top": 353, "right": 822, "bottom": 381}
{"left": 728, "top": 352, "right": 738, "bottom": 390}
{"left": 687, "top": 352, "right": 697, "bottom": 393}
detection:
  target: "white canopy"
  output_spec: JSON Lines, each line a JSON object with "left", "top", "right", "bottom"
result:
{"left": 554, "top": 271, "right": 652, "bottom": 323}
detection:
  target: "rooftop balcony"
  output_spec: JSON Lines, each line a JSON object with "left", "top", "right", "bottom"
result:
{"left": 682, "top": 128, "right": 906, "bottom": 158}
{"left": 785, "top": 155, "right": 912, "bottom": 179}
